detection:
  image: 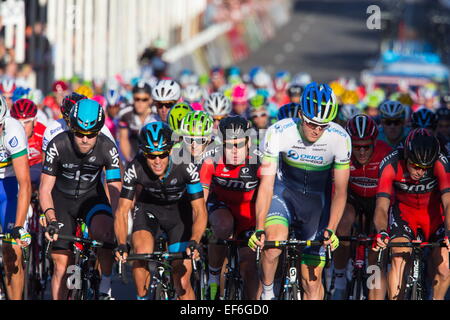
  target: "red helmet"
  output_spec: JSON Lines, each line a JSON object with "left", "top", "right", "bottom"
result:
{"left": 346, "top": 114, "right": 378, "bottom": 141}
{"left": 11, "top": 99, "right": 37, "bottom": 119}
{"left": 52, "top": 80, "right": 69, "bottom": 93}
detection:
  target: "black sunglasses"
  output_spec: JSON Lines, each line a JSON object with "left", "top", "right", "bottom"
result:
{"left": 144, "top": 152, "right": 170, "bottom": 160}
{"left": 134, "top": 98, "right": 150, "bottom": 103}
{"left": 72, "top": 130, "right": 98, "bottom": 139}
{"left": 352, "top": 144, "right": 373, "bottom": 151}
{"left": 224, "top": 141, "right": 247, "bottom": 149}
{"left": 382, "top": 119, "right": 403, "bottom": 126}
{"left": 156, "top": 102, "right": 174, "bottom": 109}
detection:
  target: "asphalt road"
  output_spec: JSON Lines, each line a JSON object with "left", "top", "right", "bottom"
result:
{"left": 238, "top": 0, "right": 383, "bottom": 82}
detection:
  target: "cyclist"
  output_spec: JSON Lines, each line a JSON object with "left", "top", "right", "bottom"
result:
{"left": 118, "top": 82, "right": 154, "bottom": 162}
{"left": 167, "top": 102, "right": 194, "bottom": 141}
{"left": 182, "top": 85, "right": 205, "bottom": 111}
{"left": 113, "top": 122, "right": 207, "bottom": 300}
{"left": 377, "top": 101, "right": 410, "bottom": 149}
{"left": 0, "top": 95, "right": 32, "bottom": 300}
{"left": 287, "top": 84, "right": 303, "bottom": 104}
{"left": 277, "top": 103, "right": 302, "bottom": 121}
{"left": 172, "top": 111, "right": 218, "bottom": 167}
{"left": 151, "top": 79, "right": 182, "bottom": 123}
{"left": 335, "top": 104, "right": 361, "bottom": 128}
{"left": 42, "top": 93, "right": 116, "bottom": 153}
{"left": 373, "top": 129, "right": 450, "bottom": 300}
{"left": 210, "top": 67, "right": 227, "bottom": 93}
{"left": 250, "top": 83, "right": 350, "bottom": 300}
{"left": 10, "top": 99, "right": 46, "bottom": 189}
{"left": 40, "top": 99, "right": 122, "bottom": 300}
{"left": 332, "top": 114, "right": 392, "bottom": 300}
{"left": 248, "top": 98, "right": 271, "bottom": 154}
{"left": 230, "top": 84, "right": 250, "bottom": 119}
{"left": 204, "top": 92, "right": 232, "bottom": 137}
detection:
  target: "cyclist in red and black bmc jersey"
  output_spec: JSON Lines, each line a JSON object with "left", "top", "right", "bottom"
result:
{"left": 373, "top": 128, "right": 450, "bottom": 300}
{"left": 200, "top": 116, "right": 262, "bottom": 300}
{"left": 10, "top": 99, "right": 46, "bottom": 189}
{"left": 333, "top": 114, "right": 392, "bottom": 300}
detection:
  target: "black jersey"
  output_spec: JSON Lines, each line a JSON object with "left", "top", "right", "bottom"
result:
{"left": 120, "top": 153, "right": 204, "bottom": 204}
{"left": 42, "top": 132, "right": 121, "bottom": 197}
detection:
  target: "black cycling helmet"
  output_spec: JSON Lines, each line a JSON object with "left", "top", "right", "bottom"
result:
{"left": 132, "top": 82, "right": 152, "bottom": 96}
{"left": 436, "top": 107, "right": 450, "bottom": 122}
{"left": 61, "top": 92, "right": 87, "bottom": 120}
{"left": 287, "top": 84, "right": 303, "bottom": 98}
{"left": 404, "top": 128, "right": 440, "bottom": 168}
{"left": 219, "top": 116, "right": 251, "bottom": 141}
{"left": 411, "top": 108, "right": 438, "bottom": 130}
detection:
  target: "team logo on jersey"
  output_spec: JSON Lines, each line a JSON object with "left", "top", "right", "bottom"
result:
{"left": 187, "top": 163, "right": 200, "bottom": 182}
{"left": 124, "top": 165, "right": 137, "bottom": 184}
{"left": 8, "top": 137, "right": 18, "bottom": 148}
{"left": 287, "top": 150, "right": 299, "bottom": 160}
{"left": 46, "top": 144, "right": 59, "bottom": 164}
{"left": 170, "top": 178, "right": 178, "bottom": 185}
{"left": 89, "top": 156, "right": 96, "bottom": 163}
{"left": 109, "top": 148, "right": 120, "bottom": 168}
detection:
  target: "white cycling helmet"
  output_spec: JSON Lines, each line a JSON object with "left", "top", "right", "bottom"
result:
{"left": 292, "top": 72, "right": 312, "bottom": 87}
{"left": 338, "top": 104, "right": 361, "bottom": 122}
{"left": 152, "top": 80, "right": 181, "bottom": 102}
{"left": 204, "top": 92, "right": 232, "bottom": 117}
{"left": 182, "top": 85, "right": 204, "bottom": 103}
{"left": 0, "top": 95, "right": 8, "bottom": 124}
{"left": 253, "top": 71, "right": 271, "bottom": 88}
{"left": 379, "top": 100, "right": 405, "bottom": 120}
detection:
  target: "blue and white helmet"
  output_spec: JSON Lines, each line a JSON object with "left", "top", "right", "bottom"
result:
{"left": 139, "top": 122, "right": 174, "bottom": 153}
{"left": 301, "top": 82, "right": 338, "bottom": 124}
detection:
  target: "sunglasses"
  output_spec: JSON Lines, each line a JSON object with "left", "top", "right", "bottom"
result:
{"left": 352, "top": 144, "right": 373, "bottom": 151}
{"left": 408, "top": 160, "right": 432, "bottom": 170}
{"left": 20, "top": 118, "right": 35, "bottom": 125}
{"left": 302, "top": 117, "right": 329, "bottom": 131}
{"left": 144, "top": 152, "right": 170, "bottom": 160}
{"left": 156, "top": 103, "right": 174, "bottom": 109}
{"left": 183, "top": 136, "right": 208, "bottom": 145}
{"left": 72, "top": 130, "right": 98, "bottom": 139}
{"left": 382, "top": 119, "right": 403, "bottom": 127}
{"left": 251, "top": 112, "right": 268, "bottom": 119}
{"left": 224, "top": 141, "right": 247, "bottom": 149}
{"left": 134, "top": 97, "right": 150, "bottom": 103}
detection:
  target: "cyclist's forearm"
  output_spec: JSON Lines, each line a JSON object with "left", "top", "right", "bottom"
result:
{"left": 16, "top": 181, "right": 31, "bottom": 227}
{"left": 191, "top": 199, "right": 207, "bottom": 243}
{"left": 442, "top": 193, "right": 450, "bottom": 232}
{"left": 374, "top": 197, "right": 390, "bottom": 232}
{"left": 255, "top": 185, "right": 273, "bottom": 230}
{"left": 327, "top": 188, "right": 347, "bottom": 231}
{"left": 114, "top": 200, "right": 131, "bottom": 245}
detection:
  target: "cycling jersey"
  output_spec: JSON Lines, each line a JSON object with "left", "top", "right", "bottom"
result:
{"left": 28, "top": 121, "right": 46, "bottom": 167}
{"left": 200, "top": 156, "right": 261, "bottom": 235}
{"left": 376, "top": 126, "right": 410, "bottom": 149}
{"left": 349, "top": 140, "right": 392, "bottom": 198}
{"left": 42, "top": 132, "right": 121, "bottom": 197}
{"left": 377, "top": 149, "right": 450, "bottom": 241}
{"left": 0, "top": 117, "right": 28, "bottom": 179}
{"left": 120, "top": 153, "right": 203, "bottom": 204}
{"left": 42, "top": 118, "right": 116, "bottom": 152}
{"left": 262, "top": 118, "right": 351, "bottom": 267}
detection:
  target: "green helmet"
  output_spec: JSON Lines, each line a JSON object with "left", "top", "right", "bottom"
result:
{"left": 168, "top": 102, "right": 193, "bottom": 134}
{"left": 249, "top": 94, "right": 266, "bottom": 109}
{"left": 180, "top": 111, "right": 214, "bottom": 137}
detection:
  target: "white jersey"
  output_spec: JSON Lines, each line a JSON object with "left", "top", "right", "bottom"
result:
{"left": 263, "top": 118, "right": 351, "bottom": 192}
{"left": 0, "top": 117, "right": 28, "bottom": 179}
{"left": 42, "top": 118, "right": 117, "bottom": 152}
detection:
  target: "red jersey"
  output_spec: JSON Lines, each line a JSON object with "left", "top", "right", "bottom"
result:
{"left": 28, "top": 122, "right": 46, "bottom": 167}
{"left": 200, "top": 157, "right": 261, "bottom": 234}
{"left": 377, "top": 149, "right": 450, "bottom": 239}
{"left": 349, "top": 140, "right": 392, "bottom": 198}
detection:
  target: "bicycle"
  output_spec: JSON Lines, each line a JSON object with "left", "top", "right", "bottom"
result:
{"left": 46, "top": 226, "right": 114, "bottom": 300}
{"left": 256, "top": 234, "right": 331, "bottom": 300}
{"left": 0, "top": 233, "right": 11, "bottom": 300}
{"left": 119, "top": 251, "right": 194, "bottom": 300}
{"left": 377, "top": 233, "right": 448, "bottom": 300}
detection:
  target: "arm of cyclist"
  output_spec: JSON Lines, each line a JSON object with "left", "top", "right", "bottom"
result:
{"left": 119, "top": 128, "right": 132, "bottom": 163}
{"left": 434, "top": 156, "right": 450, "bottom": 251}
{"left": 250, "top": 159, "right": 277, "bottom": 250}
{"left": 113, "top": 197, "right": 133, "bottom": 262}
{"left": 39, "top": 173, "right": 59, "bottom": 242}
{"left": 442, "top": 193, "right": 450, "bottom": 251}
{"left": 323, "top": 167, "right": 350, "bottom": 250}
{"left": 189, "top": 197, "right": 208, "bottom": 259}
{"left": 12, "top": 153, "right": 32, "bottom": 247}
{"left": 373, "top": 197, "right": 391, "bottom": 251}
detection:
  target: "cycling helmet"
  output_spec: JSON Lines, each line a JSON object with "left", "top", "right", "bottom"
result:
{"left": 52, "top": 80, "right": 69, "bottom": 93}
{"left": 10, "top": 99, "right": 37, "bottom": 119}
{"left": 182, "top": 85, "right": 204, "bottom": 103}
{"left": 277, "top": 103, "right": 301, "bottom": 120}
{"left": 168, "top": 102, "right": 194, "bottom": 134}
{"left": 440, "top": 93, "right": 450, "bottom": 106}
{"left": 253, "top": 71, "right": 271, "bottom": 88}
{"left": 12, "top": 87, "right": 31, "bottom": 102}
{"left": 139, "top": 122, "right": 174, "bottom": 153}
{"left": 346, "top": 114, "right": 378, "bottom": 141}
{"left": 132, "top": 81, "right": 152, "bottom": 95}
{"left": 287, "top": 84, "right": 303, "bottom": 98}
{"left": 75, "top": 85, "right": 94, "bottom": 98}
{"left": 231, "top": 84, "right": 248, "bottom": 104}
{"left": 338, "top": 104, "right": 361, "bottom": 122}
{"left": 379, "top": 100, "right": 405, "bottom": 120}
{"left": 179, "top": 70, "right": 198, "bottom": 88}
{"left": 292, "top": 72, "right": 311, "bottom": 87}
{"left": 0, "top": 79, "right": 16, "bottom": 95}
{"left": 397, "top": 93, "right": 414, "bottom": 107}
{"left": 0, "top": 95, "right": 8, "bottom": 124}
{"left": 180, "top": 111, "right": 214, "bottom": 137}
{"left": 204, "top": 93, "right": 232, "bottom": 117}
{"left": 328, "top": 81, "right": 345, "bottom": 97}
{"left": 404, "top": 128, "right": 440, "bottom": 167}
{"left": 69, "top": 99, "right": 105, "bottom": 133}
{"left": 249, "top": 94, "right": 267, "bottom": 109}
{"left": 27, "top": 89, "right": 43, "bottom": 105}
{"left": 218, "top": 116, "right": 251, "bottom": 141}
{"left": 436, "top": 107, "right": 450, "bottom": 121}
{"left": 341, "top": 90, "right": 359, "bottom": 105}
{"left": 301, "top": 82, "right": 338, "bottom": 124}
{"left": 152, "top": 80, "right": 181, "bottom": 102}
{"left": 61, "top": 93, "right": 87, "bottom": 120}
{"left": 411, "top": 108, "right": 438, "bottom": 130}
{"left": 227, "top": 66, "right": 241, "bottom": 77}
{"left": 106, "top": 88, "right": 122, "bottom": 106}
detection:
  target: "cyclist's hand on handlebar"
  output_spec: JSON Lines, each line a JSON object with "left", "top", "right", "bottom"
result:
{"left": 248, "top": 230, "right": 265, "bottom": 251}
{"left": 187, "top": 240, "right": 201, "bottom": 260}
{"left": 11, "top": 227, "right": 32, "bottom": 248}
{"left": 45, "top": 221, "right": 60, "bottom": 242}
{"left": 39, "top": 214, "right": 48, "bottom": 228}
{"left": 372, "top": 230, "right": 390, "bottom": 252}
{"left": 113, "top": 244, "right": 129, "bottom": 262}
{"left": 323, "top": 229, "right": 339, "bottom": 251}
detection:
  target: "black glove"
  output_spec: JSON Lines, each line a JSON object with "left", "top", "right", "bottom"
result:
{"left": 113, "top": 244, "right": 129, "bottom": 257}
{"left": 46, "top": 221, "right": 60, "bottom": 237}
{"left": 11, "top": 226, "right": 25, "bottom": 240}
{"left": 187, "top": 240, "right": 201, "bottom": 253}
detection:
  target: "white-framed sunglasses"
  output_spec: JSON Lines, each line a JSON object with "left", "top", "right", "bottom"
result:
{"left": 183, "top": 136, "right": 209, "bottom": 145}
